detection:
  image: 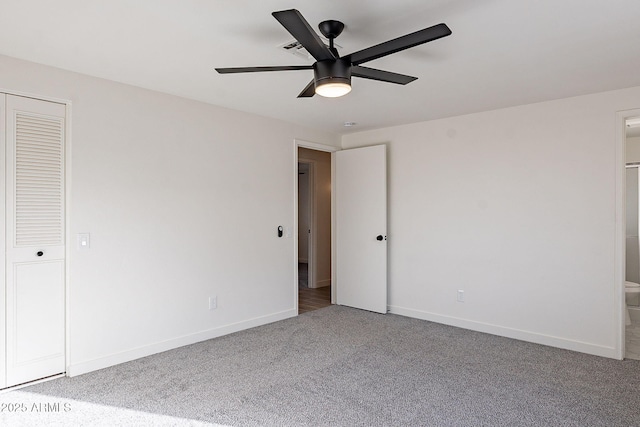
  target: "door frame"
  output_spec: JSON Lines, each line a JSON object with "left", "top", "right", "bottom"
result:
{"left": 294, "top": 140, "right": 338, "bottom": 310}
{"left": 616, "top": 108, "right": 640, "bottom": 360}
{"left": 0, "top": 88, "right": 72, "bottom": 386}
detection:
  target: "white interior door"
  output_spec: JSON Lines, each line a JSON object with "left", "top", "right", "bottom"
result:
{"left": 4, "top": 94, "right": 66, "bottom": 388}
{"left": 335, "top": 144, "right": 387, "bottom": 313}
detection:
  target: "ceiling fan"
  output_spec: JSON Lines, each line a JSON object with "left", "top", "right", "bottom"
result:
{"left": 215, "top": 9, "right": 452, "bottom": 98}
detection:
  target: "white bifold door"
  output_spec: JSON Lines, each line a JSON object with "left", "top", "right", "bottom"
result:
{"left": 335, "top": 145, "right": 387, "bottom": 314}
{"left": 0, "top": 94, "right": 66, "bottom": 389}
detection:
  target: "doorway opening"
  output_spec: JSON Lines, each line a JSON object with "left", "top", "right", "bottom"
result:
{"left": 624, "top": 115, "right": 640, "bottom": 360}
{"left": 297, "top": 147, "right": 332, "bottom": 314}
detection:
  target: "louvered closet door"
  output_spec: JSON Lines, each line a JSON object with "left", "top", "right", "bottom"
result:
{"left": 5, "top": 94, "right": 66, "bottom": 388}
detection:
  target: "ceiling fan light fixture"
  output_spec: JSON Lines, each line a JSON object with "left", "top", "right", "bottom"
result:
{"left": 313, "top": 59, "right": 351, "bottom": 98}
{"left": 315, "top": 80, "right": 351, "bottom": 97}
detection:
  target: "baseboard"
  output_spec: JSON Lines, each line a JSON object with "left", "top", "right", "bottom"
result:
{"left": 67, "top": 309, "right": 297, "bottom": 377}
{"left": 388, "top": 305, "right": 619, "bottom": 359}
{"left": 312, "top": 279, "right": 331, "bottom": 288}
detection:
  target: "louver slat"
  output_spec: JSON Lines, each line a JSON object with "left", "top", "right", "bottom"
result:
{"left": 14, "top": 113, "right": 64, "bottom": 247}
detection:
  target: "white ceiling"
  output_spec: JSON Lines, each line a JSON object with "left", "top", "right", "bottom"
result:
{"left": 2, "top": 0, "right": 640, "bottom": 135}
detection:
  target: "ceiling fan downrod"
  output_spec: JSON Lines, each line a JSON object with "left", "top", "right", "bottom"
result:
{"left": 318, "top": 19, "right": 344, "bottom": 57}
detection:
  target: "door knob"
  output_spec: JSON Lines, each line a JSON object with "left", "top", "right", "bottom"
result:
{"left": 36, "top": 251, "right": 44, "bottom": 257}
{"left": 376, "top": 235, "right": 384, "bottom": 241}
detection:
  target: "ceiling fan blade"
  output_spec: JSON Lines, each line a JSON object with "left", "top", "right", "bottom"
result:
{"left": 297, "top": 80, "right": 316, "bottom": 98}
{"left": 272, "top": 9, "right": 335, "bottom": 61}
{"left": 352, "top": 66, "right": 417, "bottom": 85}
{"left": 346, "top": 23, "right": 451, "bottom": 66}
{"left": 215, "top": 65, "right": 313, "bottom": 74}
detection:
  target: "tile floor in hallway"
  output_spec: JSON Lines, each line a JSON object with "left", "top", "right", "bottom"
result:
{"left": 298, "top": 286, "right": 331, "bottom": 314}
{"left": 298, "top": 262, "right": 331, "bottom": 314}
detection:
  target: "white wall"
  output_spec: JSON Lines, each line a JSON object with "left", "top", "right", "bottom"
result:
{"left": 342, "top": 86, "right": 640, "bottom": 357}
{"left": 0, "top": 54, "right": 340, "bottom": 375}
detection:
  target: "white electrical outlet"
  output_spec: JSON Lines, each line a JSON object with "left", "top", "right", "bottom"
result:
{"left": 457, "top": 290, "right": 464, "bottom": 302}
{"left": 209, "top": 296, "right": 217, "bottom": 310}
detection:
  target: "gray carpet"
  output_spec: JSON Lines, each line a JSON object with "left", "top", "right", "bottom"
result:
{"left": 8, "top": 306, "right": 640, "bottom": 426}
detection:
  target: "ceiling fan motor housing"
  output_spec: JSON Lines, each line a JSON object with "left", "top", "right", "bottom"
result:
{"left": 313, "top": 58, "right": 351, "bottom": 88}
